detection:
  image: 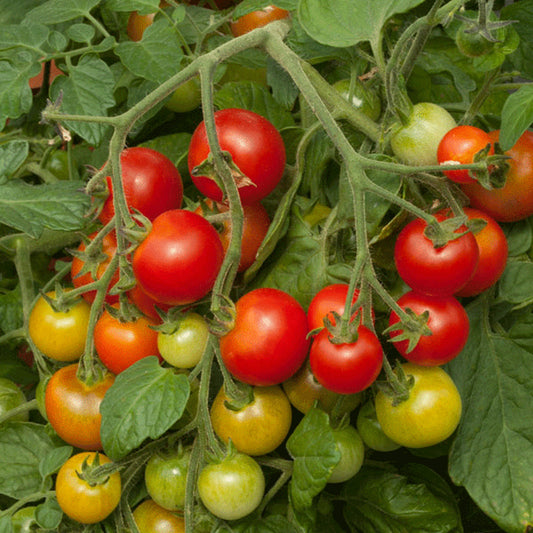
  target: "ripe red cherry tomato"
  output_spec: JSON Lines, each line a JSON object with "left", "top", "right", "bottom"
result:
{"left": 71, "top": 231, "right": 120, "bottom": 304}
{"left": 220, "top": 288, "right": 310, "bottom": 386}
{"left": 230, "top": 6, "right": 290, "bottom": 37}
{"left": 461, "top": 130, "right": 533, "bottom": 222}
{"left": 94, "top": 305, "right": 161, "bottom": 374}
{"left": 132, "top": 209, "right": 224, "bottom": 306}
{"left": 45, "top": 364, "right": 115, "bottom": 450}
{"left": 388, "top": 290, "right": 469, "bottom": 366}
{"left": 188, "top": 108, "right": 286, "bottom": 205}
{"left": 455, "top": 207, "right": 508, "bottom": 297}
{"left": 437, "top": 125, "right": 493, "bottom": 184}
{"left": 99, "top": 147, "right": 183, "bottom": 225}
{"left": 394, "top": 214, "right": 479, "bottom": 296}
{"left": 309, "top": 324, "right": 383, "bottom": 395}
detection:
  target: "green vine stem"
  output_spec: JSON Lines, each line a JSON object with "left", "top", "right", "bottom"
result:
{"left": 0, "top": 399, "right": 38, "bottom": 425}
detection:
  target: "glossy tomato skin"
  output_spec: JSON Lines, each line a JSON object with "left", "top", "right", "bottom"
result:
{"left": 375, "top": 363, "right": 462, "bottom": 448}
{"left": 71, "top": 231, "right": 120, "bottom": 305}
{"left": 94, "top": 306, "right": 161, "bottom": 375}
{"left": 28, "top": 290, "right": 90, "bottom": 362}
{"left": 282, "top": 360, "right": 361, "bottom": 415}
{"left": 230, "top": 6, "right": 290, "bottom": 37}
{"left": 195, "top": 199, "right": 271, "bottom": 272}
{"left": 390, "top": 102, "right": 457, "bottom": 166}
{"left": 45, "top": 364, "right": 115, "bottom": 450}
{"left": 394, "top": 214, "right": 479, "bottom": 296}
{"left": 328, "top": 424, "right": 365, "bottom": 484}
{"left": 55, "top": 452, "right": 121, "bottom": 524}
{"left": 220, "top": 288, "right": 309, "bottom": 386}
{"left": 388, "top": 290, "right": 469, "bottom": 366}
{"left": 133, "top": 499, "right": 185, "bottom": 533}
{"left": 188, "top": 108, "right": 286, "bottom": 205}
{"left": 210, "top": 385, "right": 292, "bottom": 456}
{"left": 461, "top": 130, "right": 533, "bottom": 222}
{"left": 132, "top": 209, "right": 224, "bottom": 306}
{"left": 455, "top": 207, "right": 508, "bottom": 297}
{"left": 99, "top": 147, "right": 183, "bottom": 225}
{"left": 144, "top": 447, "right": 191, "bottom": 511}
{"left": 356, "top": 400, "right": 401, "bottom": 452}
{"left": 333, "top": 78, "right": 381, "bottom": 121}
{"left": 309, "top": 325, "right": 383, "bottom": 395}
{"left": 197, "top": 453, "right": 265, "bottom": 521}
{"left": 437, "top": 125, "right": 493, "bottom": 184}
{"left": 127, "top": 12, "right": 155, "bottom": 41}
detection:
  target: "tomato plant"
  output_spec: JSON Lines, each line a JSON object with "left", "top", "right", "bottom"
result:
{"left": 144, "top": 446, "right": 191, "bottom": 511}
{"left": 132, "top": 499, "right": 185, "bottom": 533}
{"left": 394, "top": 213, "right": 480, "bottom": 296}
{"left": 333, "top": 78, "right": 381, "bottom": 121}
{"left": 188, "top": 108, "right": 286, "bottom": 205}
{"left": 0, "top": 378, "right": 29, "bottom": 422}
{"left": 356, "top": 400, "right": 401, "bottom": 452}
{"left": 220, "top": 288, "right": 309, "bottom": 386}
{"left": 388, "top": 290, "right": 469, "bottom": 366}
{"left": 45, "top": 364, "right": 115, "bottom": 450}
{"left": 55, "top": 451, "right": 121, "bottom": 524}
{"left": 210, "top": 384, "right": 292, "bottom": 456}
{"left": 328, "top": 424, "right": 365, "bottom": 484}
{"left": 375, "top": 363, "right": 462, "bottom": 449}
{"left": 94, "top": 305, "right": 161, "bottom": 374}
{"left": 132, "top": 209, "right": 224, "bottom": 306}
{"left": 28, "top": 290, "right": 90, "bottom": 362}
{"left": 230, "top": 6, "right": 290, "bottom": 37}
{"left": 197, "top": 451, "right": 265, "bottom": 521}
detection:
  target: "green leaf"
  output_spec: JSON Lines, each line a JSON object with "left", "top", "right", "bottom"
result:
{"left": 286, "top": 407, "right": 339, "bottom": 510}
{"left": 342, "top": 463, "right": 463, "bottom": 532}
{"left": 500, "top": 85, "right": 533, "bottom": 151}
{"left": 0, "top": 422, "right": 62, "bottom": 499}
{"left": 447, "top": 298, "right": 533, "bottom": 533}
{"left": 100, "top": 357, "right": 190, "bottom": 461}
{"left": 498, "top": 261, "right": 533, "bottom": 304}
{"left": 115, "top": 19, "right": 184, "bottom": 84}
{"left": 0, "top": 287, "right": 23, "bottom": 334}
{"left": 106, "top": 0, "right": 160, "bottom": 15}
{"left": 0, "top": 181, "right": 91, "bottom": 238}
{"left": 49, "top": 55, "right": 115, "bottom": 145}
{"left": 35, "top": 497, "right": 62, "bottom": 530}
{"left": 0, "top": 0, "right": 47, "bottom": 24}
{"left": 214, "top": 81, "right": 295, "bottom": 130}
{"left": 0, "top": 60, "right": 39, "bottom": 127}
{"left": 0, "top": 141, "right": 29, "bottom": 183}
{"left": 233, "top": 514, "right": 300, "bottom": 533}
{"left": 502, "top": 1, "right": 533, "bottom": 80}
{"left": 39, "top": 446, "right": 73, "bottom": 480}
{"left": 0, "top": 516, "right": 12, "bottom": 533}
{"left": 26, "top": 0, "right": 101, "bottom": 24}
{"left": 297, "top": 0, "right": 426, "bottom": 48}
{"left": 504, "top": 219, "right": 532, "bottom": 257}
{"left": 0, "top": 24, "right": 49, "bottom": 57}
{"left": 66, "top": 23, "right": 96, "bottom": 43}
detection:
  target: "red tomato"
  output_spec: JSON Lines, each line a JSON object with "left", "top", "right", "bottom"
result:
{"left": 94, "top": 305, "right": 161, "bottom": 374}
{"left": 460, "top": 130, "right": 533, "bottom": 222}
{"left": 195, "top": 199, "right": 270, "bottom": 272}
{"left": 220, "top": 288, "right": 310, "bottom": 386}
{"left": 453, "top": 208, "right": 508, "bottom": 297}
{"left": 388, "top": 290, "right": 469, "bottom": 366}
{"left": 230, "top": 6, "right": 290, "bottom": 37}
{"left": 309, "top": 325, "right": 383, "bottom": 395}
{"left": 132, "top": 209, "right": 224, "bottom": 306}
{"left": 45, "top": 364, "right": 115, "bottom": 450}
{"left": 127, "top": 284, "right": 171, "bottom": 322}
{"left": 188, "top": 108, "right": 286, "bottom": 205}
{"left": 437, "top": 125, "right": 493, "bottom": 184}
{"left": 394, "top": 214, "right": 479, "bottom": 296}
{"left": 70, "top": 231, "right": 120, "bottom": 304}
{"left": 99, "top": 147, "right": 183, "bottom": 225}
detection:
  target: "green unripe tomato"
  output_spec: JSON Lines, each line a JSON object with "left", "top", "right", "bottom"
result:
{"left": 390, "top": 102, "right": 456, "bottom": 166}
{"left": 328, "top": 424, "right": 365, "bottom": 483}
{"left": 455, "top": 25, "right": 494, "bottom": 58}
{"left": 165, "top": 78, "right": 201, "bottom": 113}
{"left": 333, "top": 78, "right": 381, "bottom": 121}
{"left": 0, "top": 378, "right": 29, "bottom": 423}
{"left": 157, "top": 312, "right": 210, "bottom": 369}
{"left": 356, "top": 400, "right": 401, "bottom": 452}
{"left": 12, "top": 506, "right": 37, "bottom": 533}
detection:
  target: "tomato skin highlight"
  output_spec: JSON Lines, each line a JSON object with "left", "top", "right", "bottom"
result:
{"left": 461, "top": 130, "right": 533, "bottom": 222}
{"left": 45, "top": 364, "right": 115, "bottom": 451}
{"left": 309, "top": 325, "right": 383, "bottom": 395}
{"left": 230, "top": 6, "right": 290, "bottom": 37}
{"left": 375, "top": 363, "right": 462, "bottom": 448}
{"left": 437, "top": 125, "right": 493, "bottom": 184}
{"left": 132, "top": 209, "right": 224, "bottom": 306}
{"left": 55, "top": 452, "right": 121, "bottom": 524}
{"left": 99, "top": 147, "right": 183, "bottom": 226}
{"left": 220, "top": 288, "right": 310, "bottom": 386}
{"left": 188, "top": 108, "right": 286, "bottom": 205}
{"left": 210, "top": 385, "right": 292, "bottom": 456}
{"left": 394, "top": 214, "right": 479, "bottom": 296}
{"left": 388, "top": 291, "right": 469, "bottom": 366}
